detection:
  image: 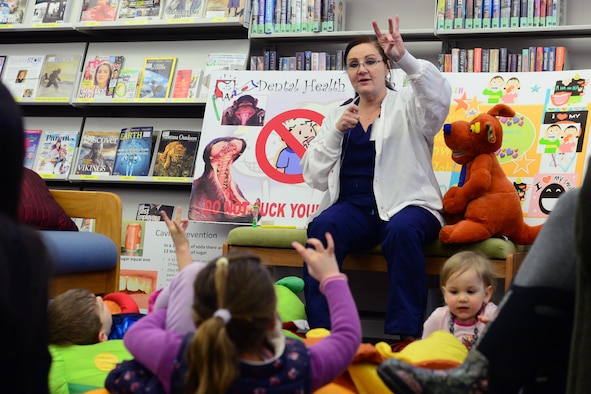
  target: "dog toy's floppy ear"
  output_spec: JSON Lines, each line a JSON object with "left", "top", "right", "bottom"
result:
{"left": 487, "top": 103, "right": 516, "bottom": 118}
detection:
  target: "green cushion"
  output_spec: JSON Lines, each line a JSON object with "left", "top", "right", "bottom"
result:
{"left": 226, "top": 227, "right": 527, "bottom": 259}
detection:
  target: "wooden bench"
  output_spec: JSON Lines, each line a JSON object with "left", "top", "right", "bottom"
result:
{"left": 48, "top": 190, "right": 122, "bottom": 297}
{"left": 223, "top": 227, "right": 528, "bottom": 291}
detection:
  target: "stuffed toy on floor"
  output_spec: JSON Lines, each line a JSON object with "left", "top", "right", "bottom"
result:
{"left": 439, "top": 104, "right": 543, "bottom": 244}
{"left": 275, "top": 276, "right": 309, "bottom": 339}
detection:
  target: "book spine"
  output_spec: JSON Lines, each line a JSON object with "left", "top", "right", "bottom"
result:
{"left": 292, "top": 0, "right": 301, "bottom": 32}
{"left": 526, "top": 0, "right": 534, "bottom": 26}
{"left": 473, "top": 0, "right": 483, "bottom": 28}
{"left": 250, "top": 0, "right": 259, "bottom": 32}
{"left": 499, "top": 47, "right": 508, "bottom": 71}
{"left": 510, "top": 0, "right": 520, "bottom": 27}
{"left": 465, "top": 0, "right": 474, "bottom": 28}
{"left": 481, "top": 48, "right": 490, "bottom": 72}
{"left": 451, "top": 48, "right": 460, "bottom": 72}
{"left": 474, "top": 47, "right": 483, "bottom": 72}
{"left": 535, "top": 46, "right": 544, "bottom": 71}
{"left": 491, "top": 0, "right": 501, "bottom": 27}
{"left": 446, "top": 54, "right": 454, "bottom": 72}
{"left": 269, "top": 50, "right": 278, "bottom": 70}
{"left": 521, "top": 47, "right": 529, "bottom": 71}
{"left": 295, "top": 51, "right": 305, "bottom": 70}
{"left": 548, "top": 46, "right": 556, "bottom": 71}
{"left": 335, "top": 49, "right": 344, "bottom": 70}
{"left": 500, "top": 0, "right": 511, "bottom": 27}
{"left": 284, "top": 0, "right": 292, "bottom": 31}
{"left": 321, "top": 0, "right": 328, "bottom": 31}
{"left": 300, "top": 0, "right": 310, "bottom": 32}
{"left": 489, "top": 48, "right": 499, "bottom": 72}
{"left": 312, "top": 0, "right": 321, "bottom": 31}
{"left": 508, "top": 53, "right": 517, "bottom": 72}
{"left": 310, "top": 52, "right": 318, "bottom": 70}
{"left": 304, "top": 50, "right": 312, "bottom": 70}
{"left": 437, "top": 0, "right": 447, "bottom": 30}
{"left": 326, "top": 0, "right": 334, "bottom": 31}
{"left": 279, "top": 56, "right": 290, "bottom": 71}
{"left": 539, "top": 0, "right": 546, "bottom": 26}
{"left": 275, "top": 0, "right": 283, "bottom": 31}
{"left": 258, "top": 0, "right": 266, "bottom": 33}
{"left": 318, "top": 52, "right": 327, "bottom": 70}
{"left": 467, "top": 48, "right": 474, "bottom": 71}
{"left": 334, "top": 0, "right": 345, "bottom": 30}
{"left": 519, "top": 0, "right": 528, "bottom": 26}
{"left": 459, "top": 48, "right": 467, "bottom": 72}
{"left": 437, "top": 53, "right": 445, "bottom": 71}
{"left": 482, "top": 0, "right": 492, "bottom": 28}
{"left": 445, "top": 0, "right": 455, "bottom": 29}
{"left": 265, "top": 0, "right": 275, "bottom": 33}
{"left": 280, "top": 0, "right": 288, "bottom": 31}
{"left": 533, "top": 0, "right": 540, "bottom": 26}
{"left": 542, "top": 46, "right": 550, "bottom": 70}
{"left": 454, "top": 0, "right": 465, "bottom": 28}
{"left": 555, "top": 46, "right": 566, "bottom": 71}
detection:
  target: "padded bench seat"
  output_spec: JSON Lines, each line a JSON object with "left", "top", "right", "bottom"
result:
{"left": 223, "top": 227, "right": 528, "bottom": 291}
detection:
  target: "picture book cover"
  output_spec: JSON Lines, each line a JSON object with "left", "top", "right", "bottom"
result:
{"left": 31, "top": 0, "right": 73, "bottom": 24}
{"left": 79, "top": 0, "right": 119, "bottom": 21}
{"left": 78, "top": 55, "right": 124, "bottom": 99}
{"left": 24, "top": 129, "right": 43, "bottom": 169}
{"left": 151, "top": 129, "right": 201, "bottom": 178}
{"left": 135, "top": 203, "right": 175, "bottom": 221}
{"left": 112, "top": 126, "right": 154, "bottom": 176}
{"left": 36, "top": 53, "right": 82, "bottom": 100}
{"left": 138, "top": 57, "right": 177, "bottom": 99}
{"left": 1, "top": 55, "right": 45, "bottom": 99}
{"left": 113, "top": 68, "right": 141, "bottom": 99}
{"left": 33, "top": 130, "right": 79, "bottom": 177}
{"left": 74, "top": 129, "right": 120, "bottom": 175}
{"left": 117, "top": 0, "right": 162, "bottom": 20}
{"left": 0, "top": 0, "right": 27, "bottom": 24}
{"left": 163, "top": 0, "right": 204, "bottom": 19}
{"left": 203, "top": 0, "right": 244, "bottom": 18}
{"left": 171, "top": 68, "right": 202, "bottom": 99}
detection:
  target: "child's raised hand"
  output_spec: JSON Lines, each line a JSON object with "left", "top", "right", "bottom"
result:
{"left": 161, "top": 207, "right": 191, "bottom": 271}
{"left": 292, "top": 232, "right": 340, "bottom": 283}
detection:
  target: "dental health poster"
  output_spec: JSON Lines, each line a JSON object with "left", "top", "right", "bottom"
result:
{"left": 188, "top": 69, "right": 591, "bottom": 227}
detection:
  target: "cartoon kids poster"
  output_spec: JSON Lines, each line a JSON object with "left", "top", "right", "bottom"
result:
{"left": 434, "top": 69, "right": 591, "bottom": 225}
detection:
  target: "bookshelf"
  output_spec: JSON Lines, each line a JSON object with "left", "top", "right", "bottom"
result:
{"left": 3, "top": 0, "right": 589, "bottom": 205}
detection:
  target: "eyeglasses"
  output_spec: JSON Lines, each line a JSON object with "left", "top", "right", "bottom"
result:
{"left": 346, "top": 59, "right": 383, "bottom": 71}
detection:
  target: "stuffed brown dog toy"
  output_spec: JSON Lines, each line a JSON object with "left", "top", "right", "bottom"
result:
{"left": 439, "top": 104, "right": 542, "bottom": 244}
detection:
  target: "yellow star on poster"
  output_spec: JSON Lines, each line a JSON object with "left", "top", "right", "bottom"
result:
{"left": 454, "top": 92, "right": 469, "bottom": 111}
{"left": 467, "top": 95, "right": 482, "bottom": 111}
{"left": 512, "top": 152, "right": 537, "bottom": 175}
